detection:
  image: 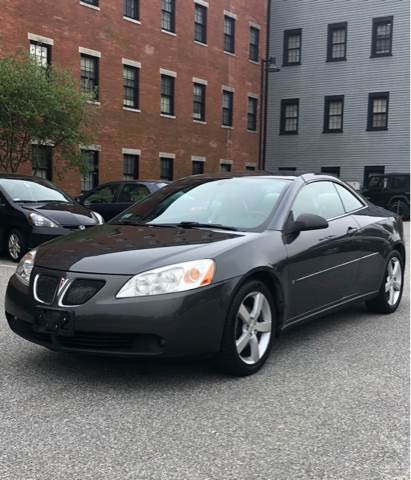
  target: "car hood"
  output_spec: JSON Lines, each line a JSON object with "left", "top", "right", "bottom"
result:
{"left": 22, "top": 202, "right": 97, "bottom": 226}
{"left": 35, "top": 224, "right": 247, "bottom": 274}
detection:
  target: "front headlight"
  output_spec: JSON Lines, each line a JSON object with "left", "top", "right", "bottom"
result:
{"left": 116, "top": 259, "right": 215, "bottom": 298}
{"left": 16, "top": 249, "right": 37, "bottom": 286}
{"left": 29, "top": 213, "right": 58, "bottom": 228}
{"left": 91, "top": 211, "right": 104, "bottom": 224}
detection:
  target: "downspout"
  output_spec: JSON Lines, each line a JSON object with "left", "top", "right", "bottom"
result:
{"left": 259, "top": 0, "right": 272, "bottom": 171}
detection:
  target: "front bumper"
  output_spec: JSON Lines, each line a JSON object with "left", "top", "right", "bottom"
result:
{"left": 5, "top": 266, "right": 239, "bottom": 358}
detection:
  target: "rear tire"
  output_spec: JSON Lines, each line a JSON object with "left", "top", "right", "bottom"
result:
{"left": 215, "top": 280, "right": 276, "bottom": 377}
{"left": 366, "top": 250, "right": 404, "bottom": 314}
{"left": 6, "top": 229, "right": 26, "bottom": 262}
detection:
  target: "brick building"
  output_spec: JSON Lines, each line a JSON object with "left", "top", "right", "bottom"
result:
{"left": 0, "top": 0, "right": 267, "bottom": 195}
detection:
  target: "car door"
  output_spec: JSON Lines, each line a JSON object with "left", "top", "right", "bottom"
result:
{"left": 116, "top": 183, "right": 151, "bottom": 215}
{"left": 334, "top": 182, "right": 388, "bottom": 296}
{"left": 283, "top": 180, "right": 361, "bottom": 323}
{"left": 82, "top": 184, "right": 120, "bottom": 221}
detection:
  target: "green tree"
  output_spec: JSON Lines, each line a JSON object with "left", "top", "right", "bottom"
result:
{"left": 0, "top": 53, "right": 97, "bottom": 175}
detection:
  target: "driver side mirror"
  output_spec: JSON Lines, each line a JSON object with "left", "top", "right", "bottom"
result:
{"left": 287, "top": 213, "right": 329, "bottom": 234}
{"left": 75, "top": 195, "right": 84, "bottom": 204}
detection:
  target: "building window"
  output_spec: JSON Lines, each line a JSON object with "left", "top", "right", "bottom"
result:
{"left": 280, "top": 99, "right": 299, "bottom": 135}
{"left": 81, "top": 150, "right": 99, "bottom": 193}
{"left": 161, "top": 75, "right": 175, "bottom": 116}
{"left": 30, "top": 41, "right": 51, "bottom": 68}
{"left": 245, "top": 165, "right": 256, "bottom": 171}
{"left": 278, "top": 167, "right": 296, "bottom": 173}
{"left": 321, "top": 166, "right": 341, "bottom": 177}
{"left": 327, "top": 22, "right": 347, "bottom": 61}
{"left": 364, "top": 165, "right": 385, "bottom": 186}
{"left": 283, "top": 29, "right": 302, "bottom": 66}
{"left": 160, "top": 157, "right": 173, "bottom": 180}
{"left": 124, "top": 0, "right": 139, "bottom": 20}
{"left": 222, "top": 90, "right": 234, "bottom": 127}
{"left": 247, "top": 97, "right": 258, "bottom": 131}
{"left": 220, "top": 163, "right": 232, "bottom": 172}
{"left": 82, "top": 0, "right": 99, "bottom": 6}
{"left": 371, "top": 16, "right": 393, "bottom": 57}
{"left": 224, "top": 16, "right": 236, "bottom": 53}
{"left": 323, "top": 95, "right": 344, "bottom": 133}
{"left": 192, "top": 160, "right": 204, "bottom": 175}
{"left": 123, "top": 66, "right": 139, "bottom": 109}
{"left": 161, "top": 0, "right": 176, "bottom": 33}
{"left": 80, "top": 54, "right": 99, "bottom": 100}
{"left": 123, "top": 154, "right": 139, "bottom": 180}
{"left": 367, "top": 92, "right": 389, "bottom": 131}
{"left": 32, "top": 145, "right": 52, "bottom": 180}
{"left": 249, "top": 27, "right": 260, "bottom": 62}
{"left": 194, "top": 4, "right": 207, "bottom": 44}
{"left": 193, "top": 83, "right": 206, "bottom": 121}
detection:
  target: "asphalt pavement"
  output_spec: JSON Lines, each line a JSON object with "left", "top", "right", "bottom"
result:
{"left": 0, "top": 227, "right": 409, "bottom": 480}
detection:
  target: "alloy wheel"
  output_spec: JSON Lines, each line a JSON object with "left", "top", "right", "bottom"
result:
{"left": 235, "top": 291, "right": 272, "bottom": 365}
{"left": 385, "top": 257, "right": 402, "bottom": 307}
{"left": 8, "top": 233, "right": 21, "bottom": 261}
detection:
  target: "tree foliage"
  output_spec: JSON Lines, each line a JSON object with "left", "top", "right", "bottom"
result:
{"left": 0, "top": 53, "right": 97, "bottom": 174}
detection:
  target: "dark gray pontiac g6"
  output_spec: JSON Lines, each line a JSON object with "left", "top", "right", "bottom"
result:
{"left": 5, "top": 173, "right": 405, "bottom": 376}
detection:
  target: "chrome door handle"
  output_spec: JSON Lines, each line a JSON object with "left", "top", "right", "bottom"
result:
{"left": 347, "top": 226, "right": 358, "bottom": 235}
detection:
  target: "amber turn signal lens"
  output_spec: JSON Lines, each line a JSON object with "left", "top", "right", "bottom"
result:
{"left": 200, "top": 262, "right": 215, "bottom": 286}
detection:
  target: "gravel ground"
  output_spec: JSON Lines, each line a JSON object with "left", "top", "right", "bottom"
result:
{"left": 0, "top": 226, "right": 409, "bottom": 480}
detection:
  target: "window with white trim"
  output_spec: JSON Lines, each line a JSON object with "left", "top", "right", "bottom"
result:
{"left": 123, "top": 65, "right": 139, "bottom": 109}
{"left": 80, "top": 54, "right": 99, "bottom": 100}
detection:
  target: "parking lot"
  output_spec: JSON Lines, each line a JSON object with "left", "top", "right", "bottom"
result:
{"left": 0, "top": 227, "right": 409, "bottom": 480}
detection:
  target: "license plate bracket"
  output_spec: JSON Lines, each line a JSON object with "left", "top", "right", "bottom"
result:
{"left": 34, "top": 308, "right": 75, "bottom": 337}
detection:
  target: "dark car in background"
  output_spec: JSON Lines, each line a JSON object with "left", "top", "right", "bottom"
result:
{"left": 76, "top": 180, "right": 169, "bottom": 221}
{"left": 5, "top": 173, "right": 405, "bottom": 376}
{"left": 0, "top": 175, "right": 104, "bottom": 261}
{"left": 362, "top": 173, "right": 410, "bottom": 220}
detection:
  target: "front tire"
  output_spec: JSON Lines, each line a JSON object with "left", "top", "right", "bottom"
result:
{"left": 6, "top": 229, "right": 26, "bottom": 262}
{"left": 389, "top": 200, "right": 410, "bottom": 220}
{"left": 366, "top": 250, "right": 404, "bottom": 314}
{"left": 215, "top": 280, "right": 276, "bottom": 377}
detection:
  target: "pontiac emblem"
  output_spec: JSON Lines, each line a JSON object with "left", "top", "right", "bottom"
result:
{"left": 79, "top": 225, "right": 86, "bottom": 230}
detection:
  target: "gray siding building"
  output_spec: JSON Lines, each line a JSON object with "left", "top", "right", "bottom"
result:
{"left": 264, "top": 0, "right": 410, "bottom": 188}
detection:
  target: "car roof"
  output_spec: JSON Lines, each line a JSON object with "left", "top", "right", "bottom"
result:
{"left": 0, "top": 174, "right": 53, "bottom": 183}
{"left": 96, "top": 180, "right": 169, "bottom": 186}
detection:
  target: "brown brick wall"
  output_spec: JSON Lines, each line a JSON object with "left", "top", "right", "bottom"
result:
{"left": 0, "top": 0, "right": 267, "bottom": 195}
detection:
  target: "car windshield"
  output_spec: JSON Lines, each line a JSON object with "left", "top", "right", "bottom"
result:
{"left": 0, "top": 179, "right": 70, "bottom": 203}
{"left": 110, "top": 177, "right": 290, "bottom": 231}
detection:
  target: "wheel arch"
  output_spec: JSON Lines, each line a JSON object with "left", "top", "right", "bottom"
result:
{"left": 389, "top": 195, "right": 410, "bottom": 206}
{"left": 393, "top": 242, "right": 406, "bottom": 266}
{"left": 232, "top": 267, "right": 286, "bottom": 334}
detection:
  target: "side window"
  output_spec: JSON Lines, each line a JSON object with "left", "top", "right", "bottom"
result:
{"left": 389, "top": 175, "right": 409, "bottom": 190}
{"left": 334, "top": 184, "right": 364, "bottom": 212}
{"left": 118, "top": 184, "right": 150, "bottom": 203}
{"left": 292, "top": 181, "right": 345, "bottom": 220}
{"left": 84, "top": 185, "right": 118, "bottom": 205}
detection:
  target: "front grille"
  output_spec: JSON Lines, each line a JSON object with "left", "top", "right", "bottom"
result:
{"left": 60, "top": 332, "right": 135, "bottom": 350}
{"left": 64, "top": 225, "right": 93, "bottom": 231}
{"left": 35, "top": 275, "right": 60, "bottom": 304}
{"left": 63, "top": 279, "right": 105, "bottom": 306}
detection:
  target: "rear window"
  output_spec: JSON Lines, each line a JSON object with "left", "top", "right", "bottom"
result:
{"left": 334, "top": 184, "right": 364, "bottom": 212}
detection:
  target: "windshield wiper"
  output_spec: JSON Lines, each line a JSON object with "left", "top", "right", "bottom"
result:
{"left": 170, "top": 221, "right": 238, "bottom": 231}
{"left": 112, "top": 220, "right": 238, "bottom": 231}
